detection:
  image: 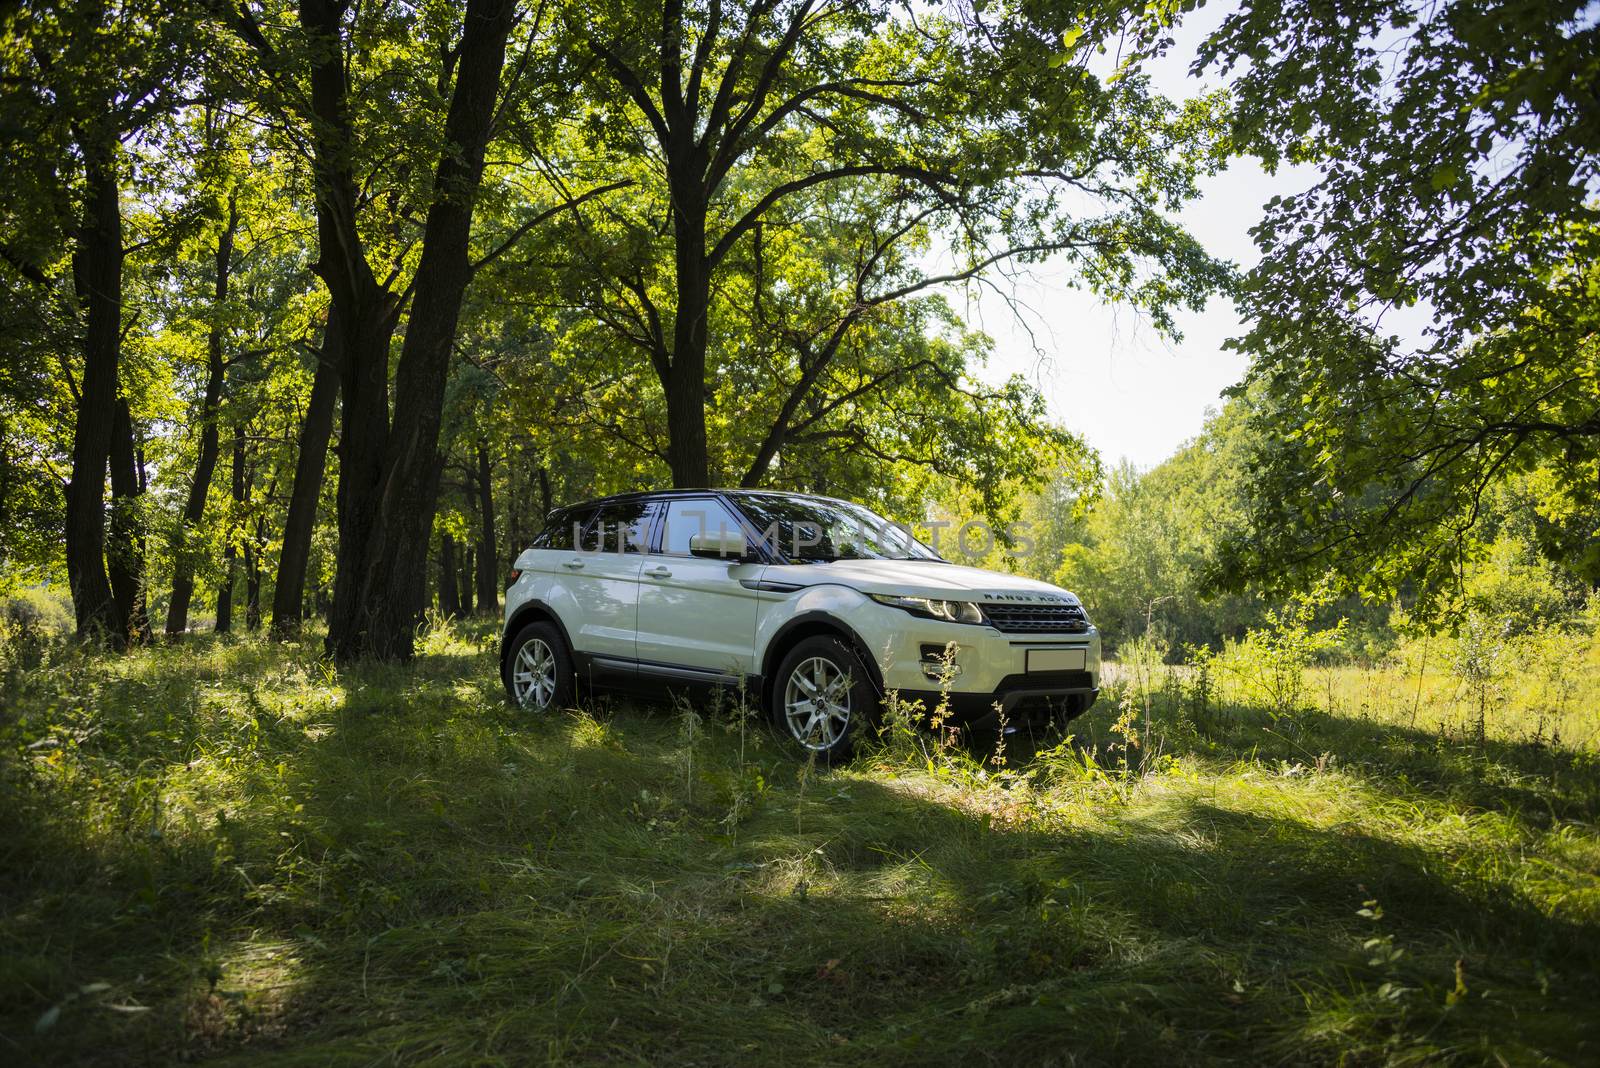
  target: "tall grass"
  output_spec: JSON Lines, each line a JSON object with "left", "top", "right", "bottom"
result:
{"left": 1, "top": 617, "right": 1597, "bottom": 1065}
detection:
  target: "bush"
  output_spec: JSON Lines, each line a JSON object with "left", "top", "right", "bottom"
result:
{"left": 1217, "top": 594, "right": 1347, "bottom": 720}
{"left": 2, "top": 585, "right": 73, "bottom": 635}
{"left": 0, "top": 586, "right": 72, "bottom": 685}
{"left": 1464, "top": 533, "right": 1586, "bottom": 635}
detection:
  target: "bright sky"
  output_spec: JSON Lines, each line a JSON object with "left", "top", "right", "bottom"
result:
{"left": 966, "top": 8, "right": 1311, "bottom": 473}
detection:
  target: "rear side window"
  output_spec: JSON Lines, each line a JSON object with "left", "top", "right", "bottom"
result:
{"left": 536, "top": 508, "right": 592, "bottom": 551}
{"left": 583, "top": 500, "right": 652, "bottom": 554}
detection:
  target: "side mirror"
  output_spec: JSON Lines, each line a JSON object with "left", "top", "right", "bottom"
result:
{"left": 688, "top": 529, "right": 749, "bottom": 560}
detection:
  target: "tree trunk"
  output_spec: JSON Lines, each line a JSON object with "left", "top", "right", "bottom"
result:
{"left": 326, "top": 0, "right": 516, "bottom": 661}
{"left": 107, "top": 398, "right": 151, "bottom": 644}
{"left": 167, "top": 194, "right": 237, "bottom": 636}
{"left": 459, "top": 546, "right": 475, "bottom": 617}
{"left": 322, "top": 296, "right": 396, "bottom": 656}
{"left": 0, "top": 413, "right": 10, "bottom": 549}
{"left": 216, "top": 422, "right": 245, "bottom": 634}
{"left": 438, "top": 533, "right": 460, "bottom": 617}
{"left": 506, "top": 449, "right": 523, "bottom": 558}
{"left": 270, "top": 309, "right": 341, "bottom": 638}
{"left": 474, "top": 445, "right": 498, "bottom": 613}
{"left": 665, "top": 162, "right": 712, "bottom": 487}
{"left": 245, "top": 511, "right": 263, "bottom": 631}
{"left": 289, "top": 0, "right": 401, "bottom": 660}
{"left": 64, "top": 122, "right": 123, "bottom": 644}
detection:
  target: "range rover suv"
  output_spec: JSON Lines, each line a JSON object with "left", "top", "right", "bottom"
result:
{"left": 500, "top": 489, "right": 1100, "bottom": 761}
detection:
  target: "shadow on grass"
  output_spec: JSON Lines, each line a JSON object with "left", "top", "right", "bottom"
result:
{"left": 1044, "top": 690, "right": 1600, "bottom": 828}
{"left": 3, "top": 640, "right": 1597, "bottom": 1065}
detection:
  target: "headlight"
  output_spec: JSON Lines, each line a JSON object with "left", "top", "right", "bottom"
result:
{"left": 869, "top": 593, "right": 985, "bottom": 625}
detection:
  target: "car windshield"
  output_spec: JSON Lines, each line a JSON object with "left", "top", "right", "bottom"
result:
{"left": 733, "top": 494, "right": 940, "bottom": 562}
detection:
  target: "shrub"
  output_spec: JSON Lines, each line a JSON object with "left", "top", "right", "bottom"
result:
{"left": 1219, "top": 594, "right": 1347, "bottom": 720}
{"left": 0, "top": 586, "right": 72, "bottom": 686}
{"left": 1450, "top": 612, "right": 1510, "bottom": 744}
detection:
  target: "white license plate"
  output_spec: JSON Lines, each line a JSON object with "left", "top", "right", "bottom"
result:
{"left": 1027, "top": 648, "right": 1086, "bottom": 673}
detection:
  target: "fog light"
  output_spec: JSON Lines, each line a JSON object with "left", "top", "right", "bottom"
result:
{"left": 919, "top": 642, "right": 961, "bottom": 679}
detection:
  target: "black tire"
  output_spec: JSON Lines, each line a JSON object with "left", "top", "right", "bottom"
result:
{"left": 771, "top": 634, "right": 879, "bottom": 765}
{"left": 503, "top": 621, "right": 574, "bottom": 713}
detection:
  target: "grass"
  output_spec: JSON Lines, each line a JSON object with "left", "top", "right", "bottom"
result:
{"left": 1, "top": 618, "right": 1597, "bottom": 1066}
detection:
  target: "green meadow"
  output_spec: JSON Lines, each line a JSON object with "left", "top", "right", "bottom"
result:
{"left": 4, "top": 621, "right": 1596, "bottom": 1065}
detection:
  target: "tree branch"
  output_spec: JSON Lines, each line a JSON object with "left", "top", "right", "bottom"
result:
{"left": 469, "top": 180, "right": 633, "bottom": 274}
{"left": 703, "top": 0, "right": 815, "bottom": 189}
{"left": 708, "top": 164, "right": 957, "bottom": 268}
{"left": 588, "top": 36, "right": 671, "bottom": 144}
{"left": 700, "top": 0, "right": 783, "bottom": 153}
{"left": 709, "top": 78, "right": 931, "bottom": 192}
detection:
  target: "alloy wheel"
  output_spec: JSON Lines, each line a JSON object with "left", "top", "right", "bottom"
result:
{"left": 512, "top": 637, "right": 557, "bottom": 710}
{"left": 783, "top": 655, "right": 852, "bottom": 750}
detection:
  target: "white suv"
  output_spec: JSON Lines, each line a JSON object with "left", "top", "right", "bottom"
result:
{"left": 500, "top": 490, "right": 1100, "bottom": 761}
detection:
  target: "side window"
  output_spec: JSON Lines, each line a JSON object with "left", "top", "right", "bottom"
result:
{"left": 541, "top": 508, "right": 592, "bottom": 551}
{"left": 582, "top": 500, "right": 652, "bottom": 554}
{"left": 657, "top": 498, "right": 743, "bottom": 557}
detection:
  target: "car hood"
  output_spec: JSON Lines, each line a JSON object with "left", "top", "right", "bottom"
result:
{"left": 762, "top": 558, "right": 1080, "bottom": 603}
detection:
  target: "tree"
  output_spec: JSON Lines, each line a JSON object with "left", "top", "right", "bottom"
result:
{"left": 474, "top": 444, "right": 501, "bottom": 613}
{"left": 1197, "top": 0, "right": 1600, "bottom": 607}
{"left": 1, "top": 0, "right": 193, "bottom": 644}
{"left": 226, "top": 0, "right": 532, "bottom": 659}
{"left": 165, "top": 137, "right": 239, "bottom": 636}
{"left": 565, "top": 0, "right": 1229, "bottom": 487}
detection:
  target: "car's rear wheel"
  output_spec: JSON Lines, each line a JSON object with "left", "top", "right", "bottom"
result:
{"left": 505, "top": 621, "right": 572, "bottom": 713}
{"left": 772, "top": 635, "right": 877, "bottom": 764}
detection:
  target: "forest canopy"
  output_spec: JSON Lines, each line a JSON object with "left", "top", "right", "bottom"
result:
{"left": 0, "top": 0, "right": 1595, "bottom": 658}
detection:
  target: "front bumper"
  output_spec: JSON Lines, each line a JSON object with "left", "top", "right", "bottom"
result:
{"left": 855, "top": 608, "right": 1101, "bottom": 725}
{"left": 892, "top": 673, "right": 1099, "bottom": 727}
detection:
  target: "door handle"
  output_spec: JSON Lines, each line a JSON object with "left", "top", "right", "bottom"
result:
{"left": 562, "top": 559, "right": 586, "bottom": 570}
{"left": 644, "top": 565, "right": 672, "bottom": 578}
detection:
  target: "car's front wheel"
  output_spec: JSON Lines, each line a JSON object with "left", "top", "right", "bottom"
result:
{"left": 504, "top": 621, "right": 573, "bottom": 713}
{"left": 772, "top": 635, "right": 878, "bottom": 764}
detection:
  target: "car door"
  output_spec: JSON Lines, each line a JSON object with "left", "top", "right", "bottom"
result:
{"left": 634, "top": 497, "right": 764, "bottom": 679}
{"left": 560, "top": 499, "right": 652, "bottom": 666}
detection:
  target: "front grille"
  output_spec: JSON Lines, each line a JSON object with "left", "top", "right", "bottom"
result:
{"left": 981, "top": 601, "right": 1091, "bottom": 634}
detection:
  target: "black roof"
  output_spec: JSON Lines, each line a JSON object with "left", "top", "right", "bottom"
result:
{"left": 546, "top": 487, "right": 849, "bottom": 517}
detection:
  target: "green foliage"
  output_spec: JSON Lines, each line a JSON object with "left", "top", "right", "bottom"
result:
{"left": 0, "top": 586, "right": 73, "bottom": 691}
{"left": 1195, "top": 0, "right": 1600, "bottom": 605}
{"left": 941, "top": 392, "right": 1595, "bottom": 662}
{"left": 1463, "top": 527, "right": 1587, "bottom": 635}
{"left": 1450, "top": 613, "right": 1510, "bottom": 745}
{"left": 1218, "top": 593, "right": 1348, "bottom": 721}
{"left": 935, "top": 403, "right": 1263, "bottom": 651}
